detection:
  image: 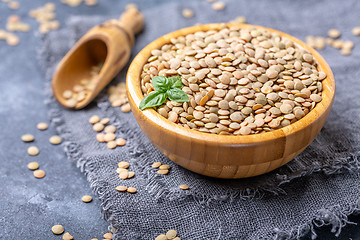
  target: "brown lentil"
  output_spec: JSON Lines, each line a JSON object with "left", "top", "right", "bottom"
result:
{"left": 103, "top": 232, "right": 113, "bottom": 239}
{"left": 89, "top": 115, "right": 100, "bottom": 124}
{"left": 49, "top": 136, "right": 62, "bottom": 145}
{"left": 107, "top": 141, "right": 117, "bottom": 149}
{"left": 81, "top": 195, "right": 93, "bottom": 203}
{"left": 328, "top": 29, "right": 341, "bottom": 39}
{"left": 51, "top": 225, "right": 64, "bottom": 235}
{"left": 21, "top": 134, "right": 34, "bottom": 142}
{"left": 27, "top": 161, "right": 39, "bottom": 170}
{"left": 157, "top": 169, "right": 169, "bottom": 175}
{"left": 179, "top": 184, "right": 189, "bottom": 190}
{"left": 166, "top": 230, "right": 178, "bottom": 239}
{"left": 34, "top": 169, "right": 46, "bottom": 179}
{"left": 127, "top": 187, "right": 137, "bottom": 193}
{"left": 141, "top": 26, "right": 325, "bottom": 135}
{"left": 352, "top": 27, "right": 360, "bottom": 36}
{"left": 37, "top": 122, "right": 48, "bottom": 130}
{"left": 152, "top": 162, "right": 162, "bottom": 168}
{"left": 28, "top": 146, "right": 39, "bottom": 156}
{"left": 116, "top": 185, "right": 128, "bottom": 192}
{"left": 115, "top": 138, "right": 127, "bottom": 146}
{"left": 62, "top": 232, "right": 74, "bottom": 240}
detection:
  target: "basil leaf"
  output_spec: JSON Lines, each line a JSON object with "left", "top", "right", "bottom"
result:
{"left": 168, "top": 76, "right": 183, "bottom": 89}
{"left": 166, "top": 88, "right": 189, "bottom": 102}
{"left": 139, "top": 91, "right": 167, "bottom": 110}
{"left": 152, "top": 76, "right": 170, "bottom": 92}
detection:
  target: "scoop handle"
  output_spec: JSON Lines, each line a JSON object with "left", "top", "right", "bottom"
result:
{"left": 119, "top": 7, "right": 144, "bottom": 35}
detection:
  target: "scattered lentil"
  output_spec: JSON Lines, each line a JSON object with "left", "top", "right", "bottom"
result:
{"left": 37, "top": 122, "right": 48, "bottom": 130}
{"left": 229, "top": 16, "right": 246, "bottom": 24}
{"left": 166, "top": 230, "right": 177, "bottom": 239}
{"left": 29, "top": 3, "right": 60, "bottom": 34}
{"left": 100, "top": 117, "right": 110, "bottom": 124}
{"left": 104, "top": 125, "right": 116, "bottom": 133}
{"left": 352, "top": 26, "right": 360, "bottom": 36}
{"left": 328, "top": 29, "right": 341, "bottom": 39}
{"left": 89, "top": 115, "right": 100, "bottom": 124}
{"left": 128, "top": 171, "right": 135, "bottom": 178}
{"left": 51, "top": 225, "right": 64, "bottom": 235}
{"left": 121, "top": 103, "right": 131, "bottom": 112}
{"left": 115, "top": 138, "right": 127, "bottom": 146}
{"left": 84, "top": 0, "right": 97, "bottom": 6}
{"left": 107, "top": 141, "right": 117, "bottom": 149}
{"left": 21, "top": 134, "right": 34, "bottom": 142}
{"left": 179, "top": 184, "right": 189, "bottom": 190}
{"left": 34, "top": 169, "right": 46, "bottom": 178}
{"left": 157, "top": 169, "right": 169, "bottom": 175}
{"left": 182, "top": 8, "right": 194, "bottom": 18}
{"left": 127, "top": 187, "right": 137, "bottom": 193}
{"left": 107, "top": 82, "right": 129, "bottom": 108}
{"left": 96, "top": 133, "right": 105, "bottom": 142}
{"left": 8, "top": 1, "right": 19, "bottom": 10}
{"left": 81, "top": 195, "right": 93, "bottom": 203}
{"left": 212, "top": 1, "right": 225, "bottom": 11}
{"left": 62, "top": 232, "right": 74, "bottom": 240}
{"left": 28, "top": 146, "right": 39, "bottom": 156}
{"left": 116, "top": 185, "right": 128, "bottom": 192}
{"left": 152, "top": 162, "right": 162, "bottom": 168}
{"left": 6, "top": 15, "right": 30, "bottom": 32}
{"left": 49, "top": 135, "right": 62, "bottom": 145}
{"left": 27, "top": 161, "right": 39, "bottom": 170}
{"left": 93, "top": 123, "right": 104, "bottom": 132}
{"left": 118, "top": 161, "right": 130, "bottom": 169}
{"left": 103, "top": 232, "right": 113, "bottom": 239}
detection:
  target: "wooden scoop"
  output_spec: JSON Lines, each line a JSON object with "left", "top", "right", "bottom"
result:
{"left": 52, "top": 7, "right": 144, "bottom": 109}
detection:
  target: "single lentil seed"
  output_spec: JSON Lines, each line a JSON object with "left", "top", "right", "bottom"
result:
{"left": 152, "top": 162, "right": 162, "bottom": 168}
{"left": 62, "top": 232, "right": 74, "bottom": 240}
{"left": 81, "top": 195, "right": 93, "bottom": 203}
{"left": 93, "top": 123, "right": 104, "bottom": 132}
{"left": 51, "top": 225, "right": 64, "bottom": 235}
{"left": 166, "top": 230, "right": 177, "bottom": 239}
{"left": 115, "top": 138, "right": 127, "bottom": 146}
{"left": 127, "top": 187, "right": 137, "bottom": 193}
{"left": 28, "top": 146, "right": 39, "bottom": 156}
{"left": 49, "top": 136, "right": 62, "bottom": 145}
{"left": 27, "top": 161, "right": 39, "bottom": 170}
{"left": 21, "top": 134, "right": 34, "bottom": 142}
{"left": 37, "top": 122, "right": 48, "bottom": 130}
{"left": 157, "top": 169, "right": 169, "bottom": 175}
{"left": 34, "top": 169, "right": 45, "bottom": 178}
{"left": 103, "top": 233, "right": 113, "bottom": 239}
{"left": 116, "top": 185, "right": 127, "bottom": 192}
{"left": 107, "top": 141, "right": 117, "bottom": 149}
{"left": 179, "top": 184, "right": 189, "bottom": 190}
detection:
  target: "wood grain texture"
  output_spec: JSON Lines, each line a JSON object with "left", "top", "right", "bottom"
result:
{"left": 52, "top": 7, "right": 144, "bottom": 109}
{"left": 127, "top": 23, "right": 335, "bottom": 179}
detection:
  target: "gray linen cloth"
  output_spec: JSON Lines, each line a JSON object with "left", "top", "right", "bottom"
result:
{"left": 40, "top": 0, "right": 360, "bottom": 239}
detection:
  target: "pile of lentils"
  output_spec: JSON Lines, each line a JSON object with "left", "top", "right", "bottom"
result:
{"left": 140, "top": 25, "right": 326, "bottom": 135}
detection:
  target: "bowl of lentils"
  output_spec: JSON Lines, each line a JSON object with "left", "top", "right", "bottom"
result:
{"left": 127, "top": 23, "right": 335, "bottom": 179}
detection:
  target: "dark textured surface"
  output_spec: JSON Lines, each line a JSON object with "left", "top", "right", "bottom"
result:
{"left": 0, "top": 0, "right": 360, "bottom": 239}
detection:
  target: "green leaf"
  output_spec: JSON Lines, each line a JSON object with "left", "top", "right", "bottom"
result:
{"left": 151, "top": 76, "right": 170, "bottom": 92}
{"left": 139, "top": 91, "right": 167, "bottom": 110}
{"left": 168, "top": 76, "right": 183, "bottom": 89}
{"left": 166, "top": 88, "right": 189, "bottom": 102}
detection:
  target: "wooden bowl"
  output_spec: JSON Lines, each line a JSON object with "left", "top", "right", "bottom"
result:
{"left": 126, "top": 23, "right": 335, "bottom": 179}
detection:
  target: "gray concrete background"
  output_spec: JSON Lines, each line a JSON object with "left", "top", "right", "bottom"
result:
{"left": 0, "top": 0, "right": 359, "bottom": 239}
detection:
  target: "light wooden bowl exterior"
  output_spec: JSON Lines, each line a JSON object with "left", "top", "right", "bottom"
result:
{"left": 127, "top": 23, "right": 335, "bottom": 179}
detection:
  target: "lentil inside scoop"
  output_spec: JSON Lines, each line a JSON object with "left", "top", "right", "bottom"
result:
{"left": 140, "top": 25, "right": 326, "bottom": 135}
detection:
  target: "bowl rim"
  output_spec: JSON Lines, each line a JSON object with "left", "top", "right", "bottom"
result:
{"left": 126, "top": 23, "right": 335, "bottom": 145}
